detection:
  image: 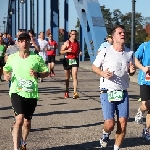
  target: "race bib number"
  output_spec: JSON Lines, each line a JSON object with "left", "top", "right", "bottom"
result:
{"left": 48, "top": 45, "right": 54, "bottom": 50}
{"left": 69, "top": 59, "right": 77, "bottom": 65}
{"left": 108, "top": 91, "right": 123, "bottom": 102}
{"left": 145, "top": 73, "right": 150, "bottom": 81}
{"left": 17, "top": 79, "right": 34, "bottom": 92}
{"left": 29, "top": 47, "right": 35, "bottom": 52}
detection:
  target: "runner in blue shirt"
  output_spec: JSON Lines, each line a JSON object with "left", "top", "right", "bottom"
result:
{"left": 135, "top": 40, "right": 150, "bottom": 140}
{"left": 97, "top": 35, "right": 113, "bottom": 54}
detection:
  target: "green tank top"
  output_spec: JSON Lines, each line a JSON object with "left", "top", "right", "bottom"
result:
{"left": 0, "top": 45, "right": 5, "bottom": 57}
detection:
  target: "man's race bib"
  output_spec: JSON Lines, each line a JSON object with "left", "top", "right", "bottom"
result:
{"left": 145, "top": 73, "right": 150, "bottom": 81}
{"left": 48, "top": 45, "right": 54, "bottom": 50}
{"left": 69, "top": 59, "right": 77, "bottom": 65}
{"left": 108, "top": 91, "right": 124, "bottom": 102}
{"left": 17, "top": 79, "right": 34, "bottom": 92}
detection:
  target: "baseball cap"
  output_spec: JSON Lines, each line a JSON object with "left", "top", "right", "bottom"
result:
{"left": 18, "top": 33, "right": 31, "bottom": 40}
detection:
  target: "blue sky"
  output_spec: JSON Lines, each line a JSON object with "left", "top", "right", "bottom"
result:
{"left": 0, "top": 0, "right": 150, "bottom": 34}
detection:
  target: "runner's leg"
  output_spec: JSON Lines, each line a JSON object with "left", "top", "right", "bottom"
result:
{"left": 72, "top": 67, "right": 78, "bottom": 93}
{"left": 12, "top": 114, "right": 24, "bottom": 149}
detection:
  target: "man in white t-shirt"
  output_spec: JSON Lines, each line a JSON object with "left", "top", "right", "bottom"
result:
{"left": 92, "top": 25, "right": 136, "bottom": 150}
{"left": 38, "top": 32, "right": 48, "bottom": 62}
{"left": 38, "top": 32, "right": 48, "bottom": 82}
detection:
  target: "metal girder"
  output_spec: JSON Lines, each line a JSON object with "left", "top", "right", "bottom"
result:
{"left": 73, "top": 0, "right": 107, "bottom": 63}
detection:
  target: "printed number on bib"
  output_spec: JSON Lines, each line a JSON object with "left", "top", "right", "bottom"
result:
{"left": 69, "top": 59, "right": 77, "bottom": 65}
{"left": 108, "top": 91, "right": 123, "bottom": 102}
{"left": 17, "top": 79, "right": 34, "bottom": 92}
{"left": 145, "top": 73, "right": 150, "bottom": 81}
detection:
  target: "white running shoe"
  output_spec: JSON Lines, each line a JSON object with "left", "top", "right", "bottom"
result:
{"left": 135, "top": 108, "right": 144, "bottom": 124}
{"left": 100, "top": 134, "right": 110, "bottom": 148}
{"left": 142, "top": 129, "right": 150, "bottom": 140}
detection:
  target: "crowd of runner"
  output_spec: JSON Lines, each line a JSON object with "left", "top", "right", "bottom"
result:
{"left": 1, "top": 24, "right": 150, "bottom": 150}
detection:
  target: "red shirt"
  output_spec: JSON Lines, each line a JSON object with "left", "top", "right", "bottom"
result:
{"left": 66, "top": 40, "right": 80, "bottom": 59}
{"left": 47, "top": 40, "right": 58, "bottom": 56}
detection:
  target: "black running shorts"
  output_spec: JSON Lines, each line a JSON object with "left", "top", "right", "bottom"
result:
{"left": 11, "top": 93, "right": 37, "bottom": 120}
{"left": 63, "top": 58, "right": 79, "bottom": 70}
{"left": 140, "top": 85, "right": 150, "bottom": 101}
{"left": 0, "top": 57, "right": 4, "bottom": 67}
{"left": 47, "top": 56, "right": 55, "bottom": 63}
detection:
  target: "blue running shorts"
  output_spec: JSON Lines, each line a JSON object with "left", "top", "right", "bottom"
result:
{"left": 100, "top": 91, "right": 129, "bottom": 120}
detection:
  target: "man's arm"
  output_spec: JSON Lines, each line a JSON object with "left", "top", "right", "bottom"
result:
{"left": 3, "top": 57, "right": 12, "bottom": 81}
{"left": 135, "top": 57, "right": 145, "bottom": 71}
{"left": 92, "top": 64, "right": 104, "bottom": 76}
{"left": 60, "top": 41, "right": 71, "bottom": 55}
{"left": 31, "top": 38, "right": 40, "bottom": 52}
{"left": 37, "top": 56, "right": 49, "bottom": 78}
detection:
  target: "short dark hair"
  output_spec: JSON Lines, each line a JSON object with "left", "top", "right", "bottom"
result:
{"left": 48, "top": 33, "right": 52, "bottom": 36}
{"left": 39, "top": 31, "right": 44, "bottom": 35}
{"left": 28, "top": 29, "right": 35, "bottom": 36}
{"left": 18, "top": 33, "right": 31, "bottom": 40}
{"left": 18, "top": 29, "right": 26, "bottom": 32}
{"left": 111, "top": 25, "right": 125, "bottom": 36}
{"left": 70, "top": 30, "right": 77, "bottom": 33}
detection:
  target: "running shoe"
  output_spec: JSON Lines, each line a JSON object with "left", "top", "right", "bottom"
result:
{"left": 100, "top": 136, "right": 110, "bottom": 148}
{"left": 64, "top": 92, "right": 69, "bottom": 98}
{"left": 51, "top": 72, "right": 55, "bottom": 77}
{"left": 48, "top": 72, "right": 51, "bottom": 77}
{"left": 73, "top": 92, "right": 79, "bottom": 99}
{"left": 20, "top": 144, "right": 27, "bottom": 150}
{"left": 39, "top": 78, "right": 43, "bottom": 82}
{"left": 135, "top": 108, "right": 144, "bottom": 124}
{"left": 142, "top": 129, "right": 150, "bottom": 140}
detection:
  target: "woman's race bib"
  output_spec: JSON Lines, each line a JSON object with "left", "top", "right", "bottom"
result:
{"left": 69, "top": 59, "right": 77, "bottom": 65}
{"left": 108, "top": 91, "right": 124, "bottom": 102}
{"left": 17, "top": 79, "right": 34, "bottom": 92}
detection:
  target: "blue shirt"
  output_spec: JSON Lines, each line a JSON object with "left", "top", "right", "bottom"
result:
{"left": 98, "top": 42, "right": 111, "bottom": 51}
{"left": 135, "top": 41, "right": 150, "bottom": 85}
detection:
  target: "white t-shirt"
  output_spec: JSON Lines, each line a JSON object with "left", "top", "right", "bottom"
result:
{"left": 38, "top": 39, "right": 48, "bottom": 61}
{"left": 29, "top": 37, "right": 40, "bottom": 54}
{"left": 93, "top": 45, "right": 134, "bottom": 91}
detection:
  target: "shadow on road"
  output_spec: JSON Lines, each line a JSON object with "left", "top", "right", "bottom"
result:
{"left": 40, "top": 137, "right": 150, "bottom": 150}
{"left": 31, "top": 121, "right": 103, "bottom": 133}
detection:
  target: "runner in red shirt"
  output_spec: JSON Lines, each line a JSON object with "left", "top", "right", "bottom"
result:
{"left": 60, "top": 30, "right": 82, "bottom": 99}
{"left": 47, "top": 33, "right": 58, "bottom": 76}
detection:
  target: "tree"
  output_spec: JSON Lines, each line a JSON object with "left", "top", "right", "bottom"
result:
{"left": 75, "top": 18, "right": 80, "bottom": 40}
{"left": 100, "top": 5, "right": 112, "bottom": 34}
{"left": 112, "top": 9, "right": 123, "bottom": 25}
{"left": 143, "top": 17, "right": 150, "bottom": 26}
{"left": 101, "top": 5, "right": 147, "bottom": 43}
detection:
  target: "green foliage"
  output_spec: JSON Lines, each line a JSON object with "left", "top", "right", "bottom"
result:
{"left": 100, "top": 5, "right": 147, "bottom": 43}
{"left": 74, "top": 5, "right": 150, "bottom": 51}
